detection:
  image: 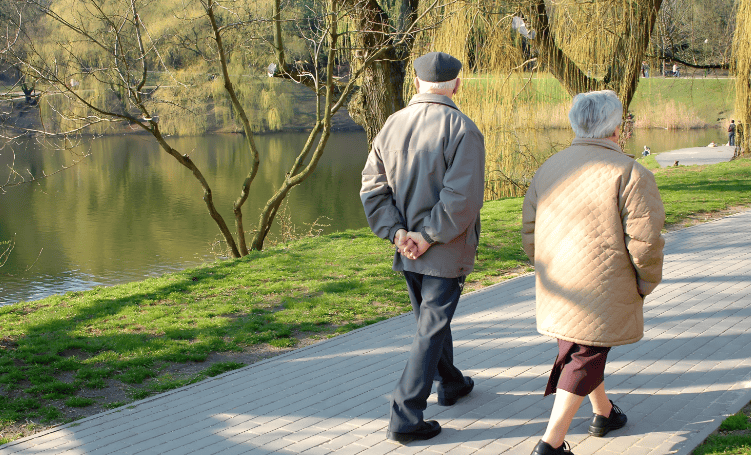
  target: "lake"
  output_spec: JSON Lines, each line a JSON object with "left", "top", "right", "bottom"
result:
{"left": 0, "top": 127, "right": 728, "bottom": 306}
{"left": 0, "top": 132, "right": 370, "bottom": 305}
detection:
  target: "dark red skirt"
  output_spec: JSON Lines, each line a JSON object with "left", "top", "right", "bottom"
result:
{"left": 544, "top": 339, "right": 611, "bottom": 397}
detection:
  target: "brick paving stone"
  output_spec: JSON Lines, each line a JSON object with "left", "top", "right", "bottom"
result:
{"left": 572, "top": 436, "right": 612, "bottom": 455}
{"left": 443, "top": 444, "right": 480, "bottom": 455}
{"left": 353, "top": 441, "right": 402, "bottom": 455}
{"left": 634, "top": 432, "right": 677, "bottom": 450}
{"left": 388, "top": 443, "right": 429, "bottom": 455}
{"left": 299, "top": 445, "right": 335, "bottom": 455}
{"left": 277, "top": 434, "right": 331, "bottom": 453}
{"left": 471, "top": 440, "right": 513, "bottom": 455}
{"left": 646, "top": 441, "right": 682, "bottom": 455}
{"left": 331, "top": 445, "right": 368, "bottom": 455}
{"left": 352, "top": 432, "right": 389, "bottom": 448}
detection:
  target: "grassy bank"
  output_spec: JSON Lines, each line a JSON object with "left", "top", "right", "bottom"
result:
{"left": 691, "top": 402, "right": 751, "bottom": 455}
{"left": 462, "top": 75, "right": 734, "bottom": 131}
{"left": 631, "top": 77, "right": 735, "bottom": 129}
{"left": 2, "top": 157, "right": 751, "bottom": 444}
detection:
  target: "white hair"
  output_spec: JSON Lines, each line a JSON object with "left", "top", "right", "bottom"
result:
{"left": 568, "top": 90, "right": 623, "bottom": 139}
{"left": 417, "top": 78, "right": 458, "bottom": 93}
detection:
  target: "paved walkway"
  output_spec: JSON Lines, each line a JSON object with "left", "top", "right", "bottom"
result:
{"left": 654, "top": 145, "right": 735, "bottom": 167}
{"left": 2, "top": 212, "right": 751, "bottom": 455}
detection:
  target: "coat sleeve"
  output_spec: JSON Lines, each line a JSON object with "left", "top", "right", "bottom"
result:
{"left": 620, "top": 164, "right": 666, "bottom": 296}
{"left": 521, "top": 180, "right": 537, "bottom": 262}
{"left": 360, "top": 147, "right": 406, "bottom": 243}
{"left": 420, "top": 129, "right": 485, "bottom": 244}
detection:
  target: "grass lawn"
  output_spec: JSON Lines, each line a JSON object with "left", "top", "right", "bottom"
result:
{"left": 2, "top": 156, "right": 751, "bottom": 445}
{"left": 631, "top": 77, "right": 735, "bottom": 126}
{"left": 465, "top": 74, "right": 734, "bottom": 128}
{"left": 692, "top": 405, "right": 751, "bottom": 455}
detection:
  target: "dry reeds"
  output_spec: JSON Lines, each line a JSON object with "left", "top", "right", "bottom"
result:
{"left": 633, "top": 95, "right": 707, "bottom": 129}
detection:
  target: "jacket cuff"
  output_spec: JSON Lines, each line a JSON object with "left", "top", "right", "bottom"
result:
{"left": 420, "top": 227, "right": 436, "bottom": 245}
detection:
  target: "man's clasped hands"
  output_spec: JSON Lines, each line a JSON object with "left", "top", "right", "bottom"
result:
{"left": 394, "top": 229, "right": 432, "bottom": 260}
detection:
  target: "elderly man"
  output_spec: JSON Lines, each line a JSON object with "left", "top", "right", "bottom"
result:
{"left": 360, "top": 51, "right": 485, "bottom": 442}
{"left": 522, "top": 90, "right": 665, "bottom": 455}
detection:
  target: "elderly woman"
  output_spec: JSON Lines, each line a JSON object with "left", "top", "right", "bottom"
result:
{"left": 522, "top": 90, "right": 665, "bottom": 455}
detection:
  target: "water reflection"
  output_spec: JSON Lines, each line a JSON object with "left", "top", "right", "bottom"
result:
{"left": 0, "top": 132, "right": 370, "bottom": 305}
{"left": 0, "top": 127, "right": 727, "bottom": 305}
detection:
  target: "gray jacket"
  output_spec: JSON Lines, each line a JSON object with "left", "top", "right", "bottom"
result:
{"left": 360, "top": 93, "right": 485, "bottom": 278}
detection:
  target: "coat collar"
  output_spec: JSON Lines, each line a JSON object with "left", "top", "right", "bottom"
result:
{"left": 408, "top": 93, "right": 460, "bottom": 111}
{"left": 571, "top": 137, "right": 634, "bottom": 158}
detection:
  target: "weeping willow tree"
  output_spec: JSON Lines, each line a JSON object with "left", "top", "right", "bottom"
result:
{"left": 397, "top": 0, "right": 663, "bottom": 199}
{"left": 733, "top": 0, "right": 751, "bottom": 155}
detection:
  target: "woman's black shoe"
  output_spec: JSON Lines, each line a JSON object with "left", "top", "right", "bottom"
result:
{"left": 588, "top": 400, "right": 627, "bottom": 437}
{"left": 531, "top": 439, "right": 574, "bottom": 455}
{"left": 386, "top": 420, "right": 441, "bottom": 442}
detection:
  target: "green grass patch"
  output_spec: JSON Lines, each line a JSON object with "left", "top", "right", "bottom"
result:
{"left": 654, "top": 159, "right": 751, "bottom": 226}
{"left": 201, "top": 362, "right": 245, "bottom": 378}
{"left": 693, "top": 434, "right": 751, "bottom": 455}
{"left": 720, "top": 412, "right": 751, "bottom": 431}
{"left": 466, "top": 74, "right": 734, "bottom": 128}
{"left": 636, "top": 154, "right": 661, "bottom": 171}
{"left": 1, "top": 157, "right": 751, "bottom": 443}
{"left": 631, "top": 77, "right": 734, "bottom": 126}
{"left": 65, "top": 397, "right": 95, "bottom": 408}
{"left": 103, "top": 401, "right": 127, "bottom": 409}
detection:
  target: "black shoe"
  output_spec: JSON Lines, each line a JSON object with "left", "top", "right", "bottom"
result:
{"left": 437, "top": 376, "right": 474, "bottom": 406}
{"left": 588, "top": 400, "right": 627, "bottom": 437}
{"left": 531, "top": 439, "right": 574, "bottom": 455}
{"left": 386, "top": 420, "right": 441, "bottom": 442}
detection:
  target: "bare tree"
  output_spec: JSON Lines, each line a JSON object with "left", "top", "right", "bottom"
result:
{"left": 260, "top": 0, "right": 440, "bottom": 247}
{"left": 5, "top": 0, "right": 442, "bottom": 255}
{"left": 654, "top": 0, "right": 735, "bottom": 71}
{"left": 270, "top": 0, "right": 432, "bottom": 145}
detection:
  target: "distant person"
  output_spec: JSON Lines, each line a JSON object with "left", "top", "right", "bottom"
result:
{"left": 729, "top": 120, "right": 736, "bottom": 146}
{"left": 672, "top": 63, "right": 680, "bottom": 77}
{"left": 361, "top": 51, "right": 484, "bottom": 443}
{"left": 641, "top": 61, "right": 649, "bottom": 78}
{"left": 642, "top": 146, "right": 651, "bottom": 157}
{"left": 523, "top": 90, "right": 666, "bottom": 455}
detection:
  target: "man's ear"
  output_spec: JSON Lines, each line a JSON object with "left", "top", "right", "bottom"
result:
{"left": 414, "top": 77, "right": 420, "bottom": 92}
{"left": 453, "top": 77, "right": 461, "bottom": 95}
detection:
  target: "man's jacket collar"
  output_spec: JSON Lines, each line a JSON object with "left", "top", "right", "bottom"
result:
{"left": 571, "top": 137, "right": 634, "bottom": 158}
{"left": 408, "top": 93, "right": 460, "bottom": 111}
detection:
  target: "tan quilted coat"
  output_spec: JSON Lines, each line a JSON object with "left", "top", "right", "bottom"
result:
{"left": 522, "top": 138, "right": 665, "bottom": 347}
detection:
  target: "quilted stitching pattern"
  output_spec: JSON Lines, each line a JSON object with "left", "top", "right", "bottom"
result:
{"left": 522, "top": 139, "right": 665, "bottom": 347}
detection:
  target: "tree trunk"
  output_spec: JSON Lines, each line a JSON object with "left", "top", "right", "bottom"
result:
{"left": 347, "top": 58, "right": 407, "bottom": 145}
{"left": 344, "top": 0, "right": 415, "bottom": 145}
{"left": 734, "top": 0, "right": 751, "bottom": 156}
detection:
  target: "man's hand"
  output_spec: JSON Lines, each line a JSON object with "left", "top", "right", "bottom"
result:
{"left": 402, "top": 231, "right": 432, "bottom": 260}
{"left": 394, "top": 229, "right": 417, "bottom": 257}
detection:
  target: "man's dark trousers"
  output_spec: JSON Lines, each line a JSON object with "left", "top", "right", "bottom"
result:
{"left": 389, "top": 271, "right": 467, "bottom": 432}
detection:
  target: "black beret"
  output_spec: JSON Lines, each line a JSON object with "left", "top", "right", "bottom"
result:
{"left": 413, "top": 52, "right": 462, "bottom": 82}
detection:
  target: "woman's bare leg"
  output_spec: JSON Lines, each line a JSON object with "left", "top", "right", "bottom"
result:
{"left": 588, "top": 382, "right": 612, "bottom": 417}
{"left": 541, "top": 389, "right": 585, "bottom": 448}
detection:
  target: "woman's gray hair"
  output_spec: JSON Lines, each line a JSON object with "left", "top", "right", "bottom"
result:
{"left": 568, "top": 90, "right": 623, "bottom": 138}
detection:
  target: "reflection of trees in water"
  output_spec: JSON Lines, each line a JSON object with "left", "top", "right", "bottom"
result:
{"left": 0, "top": 132, "right": 368, "bottom": 301}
